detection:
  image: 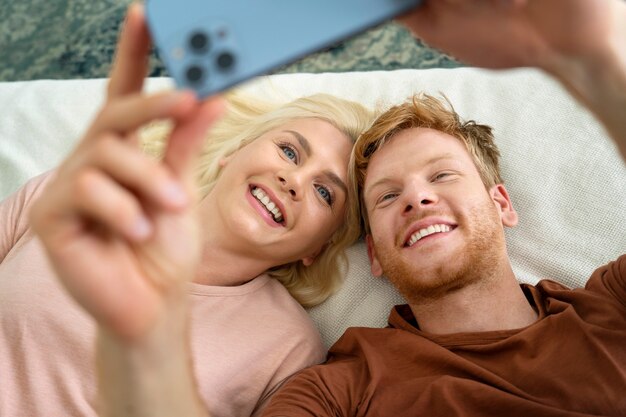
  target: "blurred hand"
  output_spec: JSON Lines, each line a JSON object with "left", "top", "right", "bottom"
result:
{"left": 398, "top": 0, "right": 620, "bottom": 73}
{"left": 30, "top": 3, "right": 224, "bottom": 342}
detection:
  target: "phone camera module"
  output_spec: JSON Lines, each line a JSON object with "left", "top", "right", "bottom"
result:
{"left": 189, "top": 31, "right": 210, "bottom": 53}
{"left": 185, "top": 65, "right": 205, "bottom": 84}
{"left": 216, "top": 52, "right": 236, "bottom": 71}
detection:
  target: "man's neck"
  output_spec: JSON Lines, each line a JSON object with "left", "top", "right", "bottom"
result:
{"left": 409, "top": 263, "right": 538, "bottom": 335}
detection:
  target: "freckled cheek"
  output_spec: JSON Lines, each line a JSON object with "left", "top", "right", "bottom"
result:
{"left": 367, "top": 213, "right": 387, "bottom": 237}
{"left": 369, "top": 208, "right": 388, "bottom": 224}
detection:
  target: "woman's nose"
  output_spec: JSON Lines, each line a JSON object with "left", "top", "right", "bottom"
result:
{"left": 277, "top": 170, "right": 304, "bottom": 199}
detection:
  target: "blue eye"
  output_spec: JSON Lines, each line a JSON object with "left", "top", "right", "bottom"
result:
{"left": 280, "top": 144, "right": 298, "bottom": 162}
{"left": 316, "top": 185, "right": 332, "bottom": 205}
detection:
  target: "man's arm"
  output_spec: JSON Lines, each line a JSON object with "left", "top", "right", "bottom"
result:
{"left": 398, "top": 0, "right": 626, "bottom": 160}
{"left": 585, "top": 254, "right": 626, "bottom": 307}
{"left": 553, "top": 38, "right": 626, "bottom": 160}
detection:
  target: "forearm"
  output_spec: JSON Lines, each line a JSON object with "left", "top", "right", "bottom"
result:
{"left": 96, "top": 293, "right": 209, "bottom": 417}
{"left": 544, "top": 6, "right": 626, "bottom": 160}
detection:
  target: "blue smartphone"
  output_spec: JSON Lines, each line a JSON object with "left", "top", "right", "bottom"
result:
{"left": 146, "top": 0, "right": 422, "bottom": 98}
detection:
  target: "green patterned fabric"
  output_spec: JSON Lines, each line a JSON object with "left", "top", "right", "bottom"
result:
{"left": 0, "top": 1, "right": 461, "bottom": 82}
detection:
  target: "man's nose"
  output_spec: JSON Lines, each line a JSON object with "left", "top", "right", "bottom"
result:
{"left": 401, "top": 183, "right": 438, "bottom": 215}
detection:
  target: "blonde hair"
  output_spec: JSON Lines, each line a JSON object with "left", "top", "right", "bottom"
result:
{"left": 351, "top": 94, "right": 502, "bottom": 234}
{"left": 141, "top": 91, "right": 374, "bottom": 307}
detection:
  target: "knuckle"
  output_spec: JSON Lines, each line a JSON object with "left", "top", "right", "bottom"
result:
{"left": 73, "top": 169, "right": 101, "bottom": 199}
{"left": 97, "top": 101, "right": 115, "bottom": 121}
{"left": 115, "top": 198, "right": 143, "bottom": 229}
{"left": 91, "top": 134, "right": 118, "bottom": 157}
{"left": 145, "top": 161, "right": 169, "bottom": 185}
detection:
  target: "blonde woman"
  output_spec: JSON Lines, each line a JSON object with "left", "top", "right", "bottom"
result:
{"left": 0, "top": 4, "right": 373, "bottom": 417}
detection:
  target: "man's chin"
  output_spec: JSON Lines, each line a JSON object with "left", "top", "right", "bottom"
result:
{"left": 386, "top": 262, "right": 475, "bottom": 302}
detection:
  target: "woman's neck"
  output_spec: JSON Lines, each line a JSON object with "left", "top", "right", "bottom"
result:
{"left": 193, "top": 241, "right": 272, "bottom": 286}
{"left": 193, "top": 195, "right": 276, "bottom": 287}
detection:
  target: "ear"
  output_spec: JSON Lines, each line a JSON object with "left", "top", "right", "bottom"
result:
{"left": 301, "top": 254, "right": 317, "bottom": 267}
{"left": 490, "top": 184, "right": 518, "bottom": 227}
{"left": 218, "top": 153, "right": 234, "bottom": 168}
{"left": 301, "top": 243, "right": 327, "bottom": 267}
{"left": 366, "top": 234, "right": 384, "bottom": 277}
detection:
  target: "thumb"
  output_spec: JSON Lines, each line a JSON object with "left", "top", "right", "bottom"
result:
{"left": 163, "top": 96, "right": 226, "bottom": 182}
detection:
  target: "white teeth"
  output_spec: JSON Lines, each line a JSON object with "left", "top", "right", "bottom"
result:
{"left": 407, "top": 224, "right": 452, "bottom": 247}
{"left": 251, "top": 187, "right": 284, "bottom": 223}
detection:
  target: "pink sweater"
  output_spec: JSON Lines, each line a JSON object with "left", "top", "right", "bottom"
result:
{"left": 0, "top": 173, "right": 325, "bottom": 417}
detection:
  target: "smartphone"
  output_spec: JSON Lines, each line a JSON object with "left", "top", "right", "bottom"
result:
{"left": 146, "top": 0, "right": 422, "bottom": 98}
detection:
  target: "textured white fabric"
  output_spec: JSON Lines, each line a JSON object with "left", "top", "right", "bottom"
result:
{"left": 1, "top": 69, "right": 624, "bottom": 348}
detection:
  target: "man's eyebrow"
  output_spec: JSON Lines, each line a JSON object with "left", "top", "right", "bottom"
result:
{"left": 364, "top": 153, "right": 458, "bottom": 198}
{"left": 324, "top": 170, "right": 348, "bottom": 197}
{"left": 284, "top": 130, "right": 312, "bottom": 157}
{"left": 424, "top": 153, "right": 456, "bottom": 166}
{"left": 364, "top": 177, "right": 392, "bottom": 201}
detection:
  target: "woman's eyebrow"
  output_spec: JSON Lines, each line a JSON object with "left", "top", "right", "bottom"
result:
{"left": 284, "top": 130, "right": 312, "bottom": 157}
{"left": 324, "top": 170, "right": 348, "bottom": 197}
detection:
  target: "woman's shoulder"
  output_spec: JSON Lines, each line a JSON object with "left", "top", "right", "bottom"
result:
{"left": 190, "top": 273, "right": 326, "bottom": 373}
{"left": 255, "top": 276, "right": 323, "bottom": 336}
{"left": 1, "top": 171, "right": 56, "bottom": 261}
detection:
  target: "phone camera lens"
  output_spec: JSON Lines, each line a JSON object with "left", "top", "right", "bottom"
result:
{"left": 216, "top": 52, "right": 236, "bottom": 71}
{"left": 189, "top": 31, "right": 210, "bottom": 52}
{"left": 185, "top": 65, "right": 205, "bottom": 83}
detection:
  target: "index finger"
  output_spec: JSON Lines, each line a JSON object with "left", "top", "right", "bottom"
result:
{"left": 107, "top": 3, "right": 152, "bottom": 101}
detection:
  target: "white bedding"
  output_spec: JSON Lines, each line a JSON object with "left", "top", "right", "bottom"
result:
{"left": 1, "top": 68, "right": 625, "bottom": 348}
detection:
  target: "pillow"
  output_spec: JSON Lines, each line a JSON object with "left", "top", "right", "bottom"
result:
{"left": 1, "top": 69, "right": 624, "bottom": 348}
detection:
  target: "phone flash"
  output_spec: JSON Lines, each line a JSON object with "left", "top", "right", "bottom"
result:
{"left": 172, "top": 47, "right": 185, "bottom": 60}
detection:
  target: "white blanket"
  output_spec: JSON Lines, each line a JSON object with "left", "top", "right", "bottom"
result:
{"left": 1, "top": 69, "right": 625, "bottom": 348}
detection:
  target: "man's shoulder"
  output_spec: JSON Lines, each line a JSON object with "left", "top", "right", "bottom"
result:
{"left": 530, "top": 255, "right": 626, "bottom": 320}
{"left": 584, "top": 254, "right": 626, "bottom": 305}
{"left": 533, "top": 254, "right": 625, "bottom": 292}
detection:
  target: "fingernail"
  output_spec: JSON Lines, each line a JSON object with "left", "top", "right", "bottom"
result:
{"left": 164, "top": 182, "right": 188, "bottom": 207}
{"left": 133, "top": 217, "right": 152, "bottom": 240}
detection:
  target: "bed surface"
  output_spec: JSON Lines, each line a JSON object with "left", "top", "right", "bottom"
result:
{"left": 1, "top": 68, "right": 624, "bottom": 347}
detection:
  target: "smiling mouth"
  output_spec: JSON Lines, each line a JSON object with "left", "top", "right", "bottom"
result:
{"left": 251, "top": 186, "right": 284, "bottom": 224}
{"left": 404, "top": 224, "right": 456, "bottom": 247}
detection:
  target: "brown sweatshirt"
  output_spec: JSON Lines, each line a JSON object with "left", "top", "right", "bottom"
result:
{"left": 264, "top": 255, "right": 626, "bottom": 417}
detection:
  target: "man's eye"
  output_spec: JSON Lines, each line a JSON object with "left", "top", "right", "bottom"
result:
{"left": 381, "top": 193, "right": 398, "bottom": 201}
{"left": 316, "top": 185, "right": 333, "bottom": 205}
{"left": 434, "top": 172, "right": 451, "bottom": 181}
{"left": 280, "top": 144, "right": 298, "bottom": 162}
